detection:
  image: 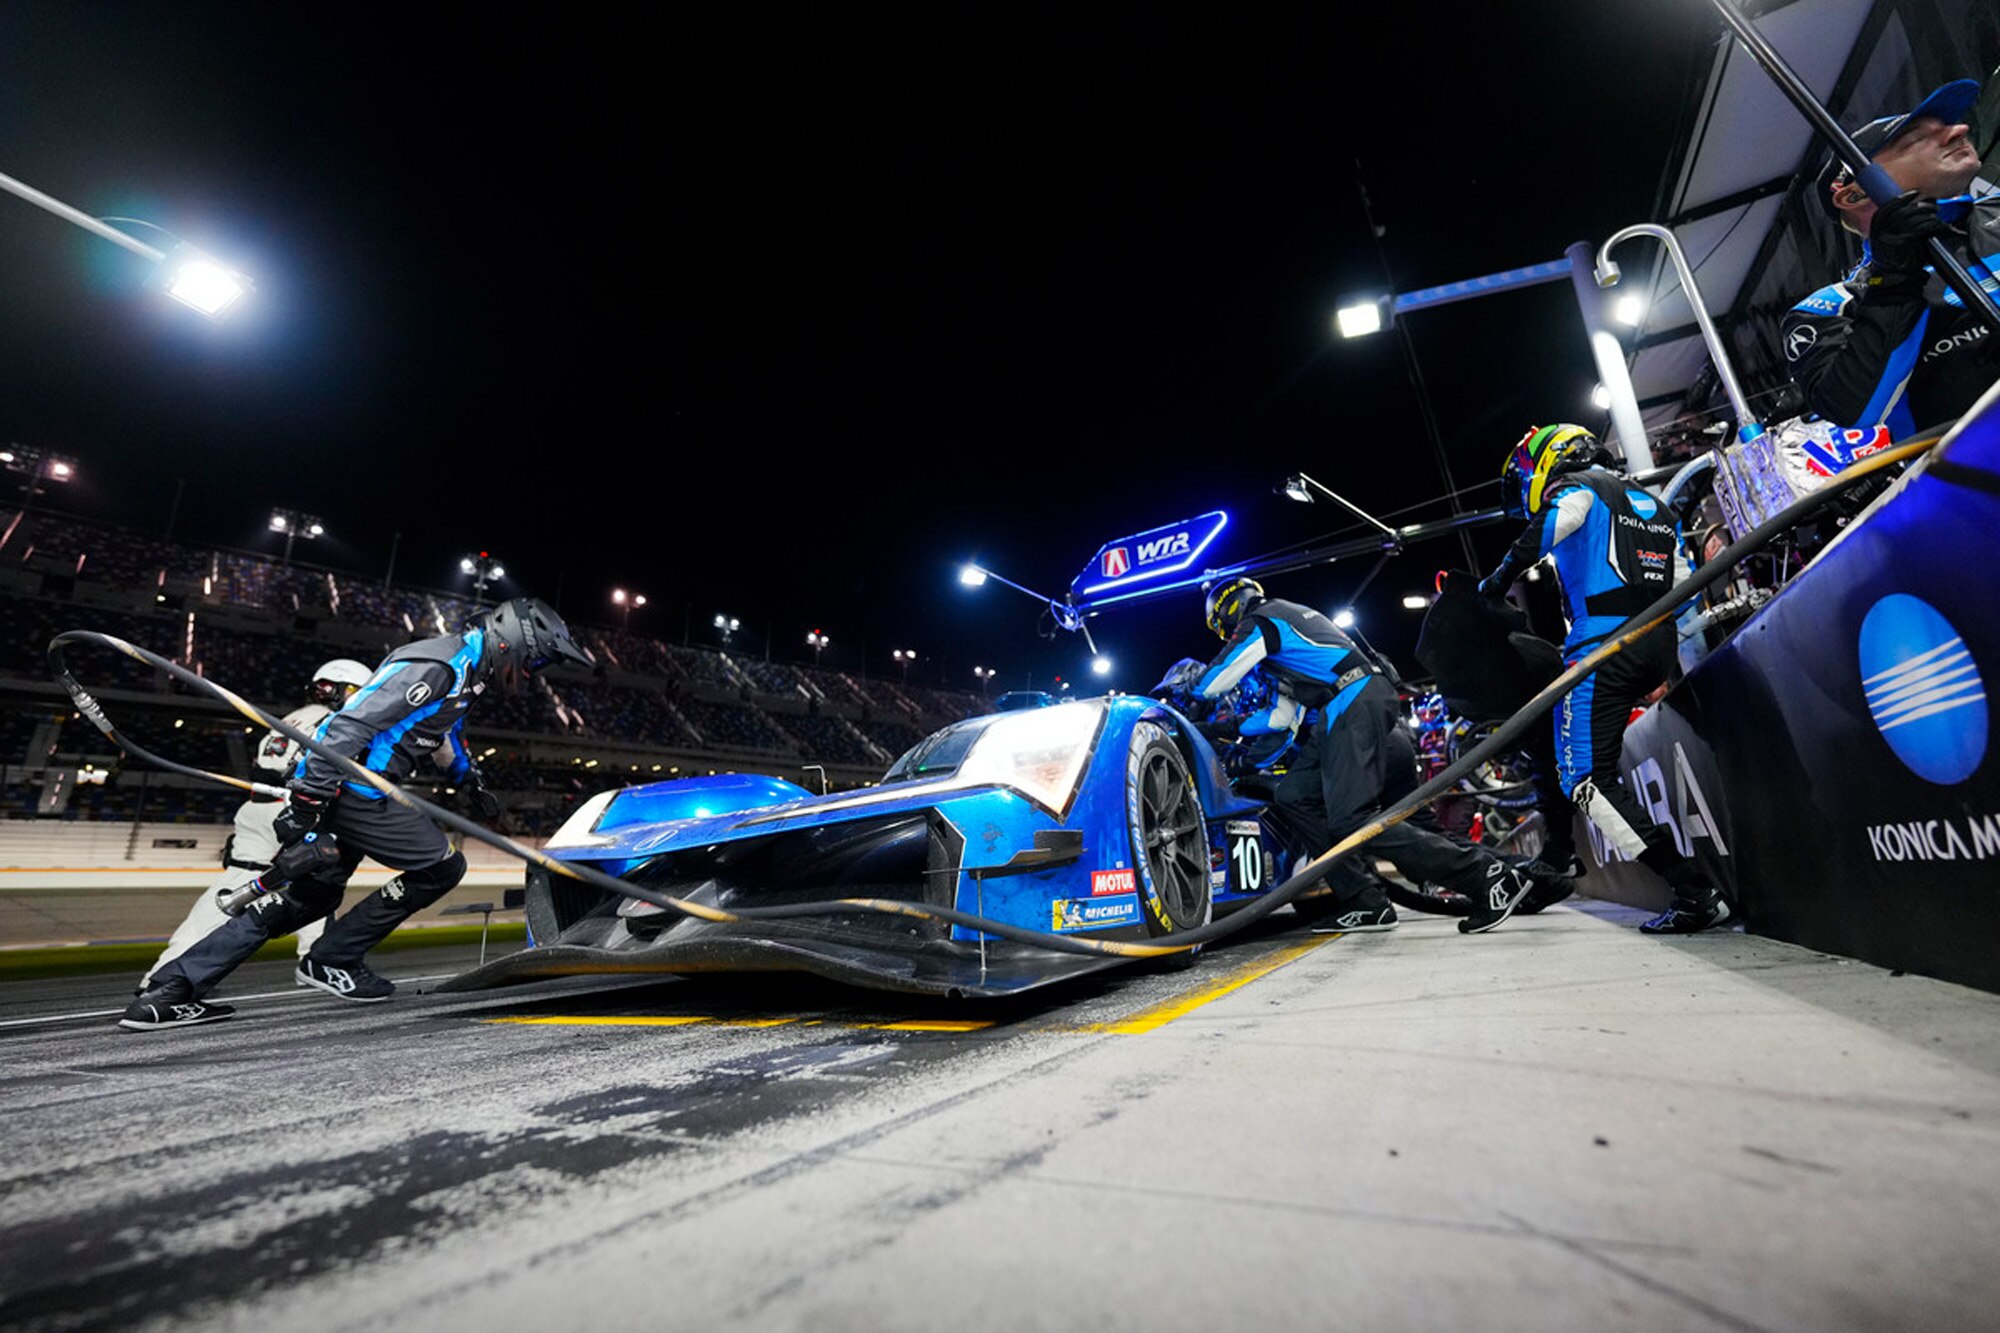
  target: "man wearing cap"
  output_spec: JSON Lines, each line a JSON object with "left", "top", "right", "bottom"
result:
{"left": 1781, "top": 79, "right": 1999, "bottom": 437}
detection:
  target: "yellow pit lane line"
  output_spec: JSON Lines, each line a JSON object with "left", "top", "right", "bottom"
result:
{"left": 1073, "top": 935, "right": 1333, "bottom": 1035}
{"left": 478, "top": 937, "right": 1331, "bottom": 1036}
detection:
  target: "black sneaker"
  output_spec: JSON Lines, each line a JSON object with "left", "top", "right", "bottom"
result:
{"left": 1639, "top": 888, "right": 1733, "bottom": 935}
{"left": 1310, "top": 900, "right": 1399, "bottom": 934}
{"left": 1459, "top": 862, "right": 1532, "bottom": 934}
{"left": 1512, "top": 857, "right": 1576, "bottom": 915}
{"left": 118, "top": 981, "right": 236, "bottom": 1032}
{"left": 295, "top": 956, "right": 395, "bottom": 1002}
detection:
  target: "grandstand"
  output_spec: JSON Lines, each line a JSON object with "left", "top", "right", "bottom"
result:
{"left": 0, "top": 506, "right": 993, "bottom": 840}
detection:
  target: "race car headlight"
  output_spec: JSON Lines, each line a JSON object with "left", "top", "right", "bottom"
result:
{"left": 543, "top": 789, "right": 620, "bottom": 851}
{"left": 953, "top": 700, "right": 1101, "bottom": 812}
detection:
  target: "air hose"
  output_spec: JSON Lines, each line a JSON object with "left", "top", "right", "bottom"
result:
{"left": 47, "top": 431, "right": 1938, "bottom": 964}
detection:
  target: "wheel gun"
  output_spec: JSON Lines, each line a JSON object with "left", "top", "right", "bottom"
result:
{"left": 216, "top": 831, "right": 342, "bottom": 915}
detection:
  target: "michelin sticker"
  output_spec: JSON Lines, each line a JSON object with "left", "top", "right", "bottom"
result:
{"left": 1052, "top": 895, "right": 1140, "bottom": 932}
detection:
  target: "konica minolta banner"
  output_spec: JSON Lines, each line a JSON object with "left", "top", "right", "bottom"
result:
{"left": 1588, "top": 392, "right": 2000, "bottom": 992}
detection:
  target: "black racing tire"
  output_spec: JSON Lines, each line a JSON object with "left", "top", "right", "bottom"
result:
{"left": 1126, "top": 721, "right": 1212, "bottom": 939}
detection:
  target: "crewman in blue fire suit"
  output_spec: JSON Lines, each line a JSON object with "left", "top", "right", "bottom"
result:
{"left": 1482, "top": 424, "right": 1730, "bottom": 935}
{"left": 119, "top": 597, "right": 593, "bottom": 1031}
{"left": 1195, "top": 578, "right": 1536, "bottom": 935}
{"left": 1782, "top": 79, "right": 1999, "bottom": 437}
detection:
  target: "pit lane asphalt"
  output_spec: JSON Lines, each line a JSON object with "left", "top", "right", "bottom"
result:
{"left": 5, "top": 902, "right": 2000, "bottom": 1333}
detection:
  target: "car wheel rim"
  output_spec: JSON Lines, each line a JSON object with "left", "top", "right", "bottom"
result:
{"left": 1139, "top": 748, "right": 1206, "bottom": 925}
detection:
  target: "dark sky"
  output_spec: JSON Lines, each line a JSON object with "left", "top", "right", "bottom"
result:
{"left": 0, "top": 3, "right": 1715, "bottom": 693}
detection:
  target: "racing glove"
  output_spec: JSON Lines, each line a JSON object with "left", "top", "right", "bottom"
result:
{"left": 459, "top": 774, "right": 503, "bottom": 822}
{"left": 1864, "top": 190, "right": 1949, "bottom": 289}
{"left": 272, "top": 789, "right": 329, "bottom": 847}
{"left": 1476, "top": 564, "right": 1515, "bottom": 602}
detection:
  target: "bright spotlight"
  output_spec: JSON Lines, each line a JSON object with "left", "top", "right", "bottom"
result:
{"left": 1091, "top": 655, "right": 1112, "bottom": 676}
{"left": 1591, "top": 383, "right": 1612, "bottom": 410}
{"left": 1332, "top": 609, "right": 1357, "bottom": 630}
{"left": 1402, "top": 595, "right": 1430, "bottom": 610}
{"left": 1613, "top": 294, "right": 1645, "bottom": 327}
{"left": 1334, "top": 300, "right": 1384, "bottom": 339}
{"left": 161, "top": 247, "right": 250, "bottom": 317}
{"left": 959, "top": 563, "right": 989, "bottom": 588}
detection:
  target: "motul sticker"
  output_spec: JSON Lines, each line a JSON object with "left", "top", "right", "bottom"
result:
{"left": 1090, "top": 867, "right": 1137, "bottom": 897}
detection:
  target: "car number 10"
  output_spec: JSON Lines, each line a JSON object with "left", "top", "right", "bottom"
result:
{"left": 1229, "top": 829, "right": 1265, "bottom": 892}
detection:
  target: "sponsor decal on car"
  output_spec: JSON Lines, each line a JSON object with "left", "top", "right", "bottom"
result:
{"left": 1090, "top": 867, "right": 1137, "bottom": 897}
{"left": 1052, "top": 895, "right": 1140, "bottom": 932}
{"left": 1102, "top": 547, "right": 1131, "bottom": 578}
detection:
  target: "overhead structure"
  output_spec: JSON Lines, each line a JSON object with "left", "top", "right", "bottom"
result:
{"left": 1618, "top": 0, "right": 1999, "bottom": 452}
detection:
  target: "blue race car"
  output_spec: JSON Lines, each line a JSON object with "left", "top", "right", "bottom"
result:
{"left": 442, "top": 693, "right": 1297, "bottom": 997}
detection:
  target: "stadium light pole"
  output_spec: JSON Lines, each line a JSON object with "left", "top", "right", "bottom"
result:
{"left": 972, "top": 665, "right": 996, "bottom": 697}
{"left": 714, "top": 613, "right": 741, "bottom": 647}
{"left": 1, "top": 446, "right": 79, "bottom": 515}
{"left": 612, "top": 587, "right": 647, "bottom": 630}
{"left": 0, "top": 168, "right": 251, "bottom": 317}
{"left": 461, "top": 551, "right": 505, "bottom": 604}
{"left": 893, "top": 648, "right": 915, "bottom": 684}
{"left": 806, "top": 629, "right": 830, "bottom": 666}
{"left": 268, "top": 507, "right": 324, "bottom": 567}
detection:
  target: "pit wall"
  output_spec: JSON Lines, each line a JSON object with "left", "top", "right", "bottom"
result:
{"left": 1579, "top": 391, "right": 2000, "bottom": 993}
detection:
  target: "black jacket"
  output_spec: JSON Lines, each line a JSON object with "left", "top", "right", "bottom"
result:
{"left": 292, "top": 632, "right": 483, "bottom": 801}
{"left": 1781, "top": 192, "right": 2000, "bottom": 437}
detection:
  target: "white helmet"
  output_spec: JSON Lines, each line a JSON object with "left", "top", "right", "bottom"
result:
{"left": 311, "top": 658, "right": 372, "bottom": 706}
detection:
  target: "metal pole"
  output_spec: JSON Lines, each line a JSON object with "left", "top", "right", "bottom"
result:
{"left": 1567, "top": 240, "right": 1653, "bottom": 471}
{"left": 1357, "top": 161, "right": 1481, "bottom": 570}
{"left": 1705, "top": 0, "right": 2000, "bottom": 330}
{"left": 0, "top": 170, "right": 165, "bottom": 262}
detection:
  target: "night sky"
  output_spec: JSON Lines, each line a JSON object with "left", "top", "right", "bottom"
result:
{"left": 0, "top": 3, "right": 1716, "bottom": 693}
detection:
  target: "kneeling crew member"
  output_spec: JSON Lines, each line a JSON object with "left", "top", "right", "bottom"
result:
{"left": 1195, "top": 578, "right": 1535, "bottom": 935}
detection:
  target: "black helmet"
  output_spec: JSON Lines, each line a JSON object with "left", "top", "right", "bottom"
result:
{"left": 1204, "top": 577, "right": 1265, "bottom": 639}
{"left": 480, "top": 597, "right": 592, "bottom": 689}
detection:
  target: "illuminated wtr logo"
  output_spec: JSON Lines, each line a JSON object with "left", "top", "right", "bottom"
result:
{"left": 1858, "top": 594, "right": 1987, "bottom": 785}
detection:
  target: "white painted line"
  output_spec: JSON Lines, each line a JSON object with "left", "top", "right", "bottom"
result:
{"left": 0, "top": 973, "right": 456, "bottom": 1029}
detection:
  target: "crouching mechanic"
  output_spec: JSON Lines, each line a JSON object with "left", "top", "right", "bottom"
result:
{"left": 138, "top": 658, "right": 372, "bottom": 989}
{"left": 1194, "top": 578, "right": 1539, "bottom": 935}
{"left": 119, "top": 598, "right": 592, "bottom": 1030}
{"left": 1481, "top": 424, "right": 1730, "bottom": 934}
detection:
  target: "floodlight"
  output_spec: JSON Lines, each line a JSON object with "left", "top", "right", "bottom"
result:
{"left": 159, "top": 243, "right": 250, "bottom": 317}
{"left": 1613, "top": 294, "right": 1645, "bottom": 327}
{"left": 1335, "top": 300, "right": 1385, "bottom": 339}
{"left": 1332, "top": 609, "right": 1357, "bottom": 629}
{"left": 959, "top": 563, "right": 989, "bottom": 587}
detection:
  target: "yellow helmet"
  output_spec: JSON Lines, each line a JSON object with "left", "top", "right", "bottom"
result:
{"left": 1204, "top": 577, "right": 1265, "bottom": 639}
{"left": 1502, "top": 423, "right": 1609, "bottom": 517}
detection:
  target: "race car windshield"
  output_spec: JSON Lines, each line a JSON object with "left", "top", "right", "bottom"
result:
{"left": 884, "top": 719, "right": 988, "bottom": 781}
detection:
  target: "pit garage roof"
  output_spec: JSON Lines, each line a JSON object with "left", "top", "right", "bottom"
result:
{"left": 1622, "top": 0, "right": 1999, "bottom": 452}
